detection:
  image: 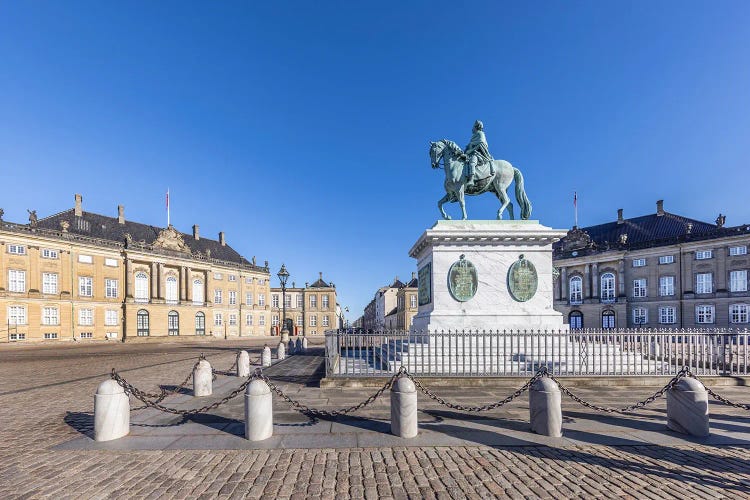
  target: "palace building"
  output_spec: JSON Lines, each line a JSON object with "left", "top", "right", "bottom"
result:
{"left": 0, "top": 194, "right": 271, "bottom": 342}
{"left": 553, "top": 200, "right": 750, "bottom": 329}
{"left": 270, "top": 272, "right": 338, "bottom": 335}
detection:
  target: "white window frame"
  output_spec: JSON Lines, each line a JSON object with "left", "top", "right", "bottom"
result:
{"left": 105, "top": 258, "right": 118, "bottom": 267}
{"left": 696, "top": 305, "right": 714, "bottom": 324}
{"left": 10, "top": 333, "right": 26, "bottom": 340}
{"left": 272, "top": 294, "right": 279, "bottom": 308}
{"left": 410, "top": 295, "right": 417, "bottom": 308}
{"left": 659, "top": 306, "right": 676, "bottom": 324}
{"left": 730, "top": 304, "right": 749, "bottom": 324}
{"left": 8, "top": 270, "right": 26, "bottom": 293}
{"left": 730, "top": 246, "right": 748, "bottom": 256}
{"left": 322, "top": 315, "right": 330, "bottom": 327}
{"left": 192, "top": 279, "right": 204, "bottom": 305}
{"left": 696, "top": 250, "right": 713, "bottom": 260}
{"left": 245, "top": 277, "right": 253, "bottom": 284}
{"left": 229, "top": 314, "right": 237, "bottom": 326}
{"left": 105, "top": 279, "right": 118, "bottom": 299}
{"left": 42, "top": 272, "right": 58, "bottom": 294}
{"left": 246, "top": 292, "right": 253, "bottom": 305}
{"left": 659, "top": 255, "right": 674, "bottom": 265}
{"left": 105, "top": 309, "right": 119, "bottom": 326}
{"left": 79, "top": 308, "right": 94, "bottom": 326}
{"left": 229, "top": 290, "right": 237, "bottom": 305}
{"left": 134, "top": 272, "right": 149, "bottom": 303}
{"left": 310, "top": 295, "right": 318, "bottom": 308}
{"left": 632, "top": 307, "right": 648, "bottom": 325}
{"left": 246, "top": 314, "right": 253, "bottom": 326}
{"left": 8, "top": 306, "right": 27, "bottom": 325}
{"left": 229, "top": 275, "right": 236, "bottom": 282}
{"left": 213, "top": 272, "right": 223, "bottom": 280}
{"left": 730, "top": 270, "right": 748, "bottom": 292}
{"left": 166, "top": 276, "right": 178, "bottom": 304}
{"left": 272, "top": 315, "right": 279, "bottom": 327}
{"left": 632, "top": 258, "right": 646, "bottom": 267}
{"left": 696, "top": 273, "right": 713, "bottom": 294}
{"left": 42, "top": 307, "right": 59, "bottom": 326}
{"left": 41, "top": 248, "right": 59, "bottom": 259}
{"left": 259, "top": 315, "right": 265, "bottom": 326}
{"left": 569, "top": 276, "right": 583, "bottom": 305}
{"left": 659, "top": 276, "right": 675, "bottom": 297}
{"left": 214, "top": 313, "right": 223, "bottom": 326}
{"left": 284, "top": 294, "right": 292, "bottom": 309}
{"left": 600, "top": 273, "right": 615, "bottom": 303}
{"left": 80, "top": 332, "right": 93, "bottom": 339}
{"left": 632, "top": 279, "right": 647, "bottom": 298}
{"left": 8, "top": 244, "right": 26, "bottom": 255}
{"left": 214, "top": 289, "right": 222, "bottom": 304}
{"left": 322, "top": 295, "right": 330, "bottom": 309}
{"left": 296, "top": 315, "right": 303, "bottom": 326}
{"left": 310, "top": 315, "right": 317, "bottom": 327}
{"left": 79, "top": 276, "right": 93, "bottom": 297}
{"left": 297, "top": 294, "right": 303, "bottom": 308}
{"left": 78, "top": 254, "right": 93, "bottom": 264}
{"left": 44, "top": 332, "right": 58, "bottom": 339}
{"left": 258, "top": 294, "right": 265, "bottom": 307}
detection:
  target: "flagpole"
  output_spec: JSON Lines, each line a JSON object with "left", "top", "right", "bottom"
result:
{"left": 574, "top": 191, "right": 578, "bottom": 228}
{"left": 167, "top": 188, "right": 170, "bottom": 227}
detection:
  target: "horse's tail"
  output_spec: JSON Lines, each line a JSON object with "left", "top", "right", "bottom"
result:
{"left": 513, "top": 168, "right": 532, "bottom": 219}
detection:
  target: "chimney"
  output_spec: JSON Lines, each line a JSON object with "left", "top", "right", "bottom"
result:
{"left": 656, "top": 199, "right": 665, "bottom": 216}
{"left": 193, "top": 224, "right": 200, "bottom": 240}
{"left": 74, "top": 194, "right": 83, "bottom": 217}
{"left": 412, "top": 271, "right": 416, "bottom": 280}
{"left": 218, "top": 231, "right": 225, "bottom": 246}
{"left": 117, "top": 205, "right": 125, "bottom": 224}
{"left": 319, "top": 271, "right": 323, "bottom": 280}
{"left": 617, "top": 208, "right": 624, "bottom": 224}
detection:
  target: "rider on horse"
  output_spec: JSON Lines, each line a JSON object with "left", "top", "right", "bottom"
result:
{"left": 464, "top": 120, "right": 494, "bottom": 188}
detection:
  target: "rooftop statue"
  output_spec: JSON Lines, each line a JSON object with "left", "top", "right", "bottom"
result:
{"left": 429, "top": 121, "right": 532, "bottom": 220}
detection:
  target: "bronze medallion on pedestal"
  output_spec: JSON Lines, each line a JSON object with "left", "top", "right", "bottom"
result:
{"left": 508, "top": 254, "right": 537, "bottom": 302}
{"left": 448, "top": 254, "right": 478, "bottom": 302}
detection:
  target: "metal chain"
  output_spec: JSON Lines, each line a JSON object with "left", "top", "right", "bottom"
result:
{"left": 258, "top": 368, "right": 403, "bottom": 418}
{"left": 212, "top": 351, "right": 240, "bottom": 377}
{"left": 130, "top": 358, "right": 202, "bottom": 410}
{"left": 684, "top": 373, "right": 750, "bottom": 411}
{"left": 405, "top": 369, "right": 545, "bottom": 412}
{"left": 549, "top": 367, "right": 690, "bottom": 413}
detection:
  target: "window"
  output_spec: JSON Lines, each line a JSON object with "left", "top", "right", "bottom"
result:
{"left": 8, "top": 306, "right": 26, "bottom": 325}
{"left": 229, "top": 314, "right": 237, "bottom": 326}
{"left": 569, "top": 311, "right": 583, "bottom": 329}
{"left": 76, "top": 218, "right": 90, "bottom": 231}
{"left": 79, "top": 308, "right": 93, "bottom": 326}
{"left": 696, "top": 305, "right": 714, "bottom": 324}
{"left": 310, "top": 295, "right": 318, "bottom": 308}
{"left": 214, "top": 313, "right": 223, "bottom": 326}
{"left": 632, "top": 307, "right": 648, "bottom": 325}
{"left": 601, "top": 310, "right": 615, "bottom": 329}
{"left": 160, "top": 276, "right": 177, "bottom": 304}
{"left": 730, "top": 246, "right": 747, "bottom": 256}
{"left": 730, "top": 304, "right": 749, "bottom": 323}
{"left": 696, "top": 273, "right": 713, "bottom": 294}
{"left": 44, "top": 332, "right": 58, "bottom": 339}
{"left": 168, "top": 311, "right": 179, "bottom": 336}
{"left": 192, "top": 279, "right": 204, "bottom": 305}
{"left": 659, "top": 276, "right": 675, "bottom": 296}
{"left": 214, "top": 272, "right": 223, "bottom": 280}
{"left": 246, "top": 292, "right": 253, "bottom": 305}
{"left": 246, "top": 314, "right": 253, "bottom": 326}
{"left": 245, "top": 277, "right": 253, "bottom": 284}
{"left": 195, "top": 312, "right": 205, "bottom": 335}
{"left": 42, "top": 273, "right": 58, "bottom": 294}
{"left": 410, "top": 295, "right": 417, "bottom": 308}
{"left": 632, "top": 258, "right": 646, "bottom": 267}
{"left": 659, "top": 255, "right": 674, "bottom": 265}
{"left": 10, "top": 333, "right": 26, "bottom": 340}
{"left": 322, "top": 295, "right": 329, "bottom": 309}
{"left": 8, "top": 244, "right": 26, "bottom": 255}
{"left": 296, "top": 315, "right": 303, "bottom": 326}
{"left": 272, "top": 315, "right": 279, "bottom": 326}
{"left": 228, "top": 274, "right": 236, "bottom": 282}
{"left": 696, "top": 250, "right": 713, "bottom": 260}
{"left": 259, "top": 315, "right": 265, "bottom": 326}
{"left": 78, "top": 254, "right": 92, "bottom": 264}
{"left": 105, "top": 279, "right": 118, "bottom": 299}
{"left": 229, "top": 290, "right": 237, "bottom": 305}
{"left": 79, "top": 277, "right": 93, "bottom": 297}
{"left": 214, "top": 289, "right": 222, "bottom": 304}
{"left": 80, "top": 332, "right": 93, "bottom": 339}
{"left": 297, "top": 295, "right": 303, "bottom": 308}
{"left": 322, "top": 315, "right": 329, "bottom": 327}
{"left": 632, "top": 279, "right": 647, "bottom": 298}
{"left": 600, "top": 273, "right": 615, "bottom": 303}
{"left": 135, "top": 272, "right": 148, "bottom": 302}
{"left": 41, "top": 248, "right": 58, "bottom": 259}
{"left": 659, "top": 306, "right": 676, "bottom": 324}
{"left": 569, "top": 276, "right": 583, "bottom": 305}
{"left": 105, "top": 309, "right": 118, "bottom": 326}
{"left": 258, "top": 294, "right": 265, "bottom": 306}
{"left": 105, "top": 258, "right": 118, "bottom": 267}
{"left": 285, "top": 294, "right": 292, "bottom": 309}
{"left": 310, "top": 315, "right": 317, "bottom": 327}
{"left": 137, "top": 310, "right": 149, "bottom": 336}
{"left": 8, "top": 270, "right": 26, "bottom": 293}
{"left": 258, "top": 278, "right": 265, "bottom": 285}
{"left": 272, "top": 294, "right": 279, "bottom": 308}
{"left": 42, "top": 307, "right": 59, "bottom": 325}
{"left": 730, "top": 270, "right": 748, "bottom": 292}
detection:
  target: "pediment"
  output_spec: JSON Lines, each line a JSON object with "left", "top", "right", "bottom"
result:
{"left": 153, "top": 226, "right": 191, "bottom": 253}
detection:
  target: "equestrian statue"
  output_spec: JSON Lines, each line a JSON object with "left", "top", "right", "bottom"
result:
{"left": 429, "top": 120, "right": 532, "bottom": 220}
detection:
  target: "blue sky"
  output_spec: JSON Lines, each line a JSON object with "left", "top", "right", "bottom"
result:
{"left": 1, "top": 1, "right": 749, "bottom": 319}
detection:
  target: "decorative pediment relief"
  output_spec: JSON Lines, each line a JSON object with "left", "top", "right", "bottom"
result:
{"left": 560, "top": 227, "right": 594, "bottom": 252}
{"left": 153, "top": 226, "right": 191, "bottom": 253}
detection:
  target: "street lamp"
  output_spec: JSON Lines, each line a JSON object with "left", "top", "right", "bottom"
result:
{"left": 277, "top": 264, "right": 290, "bottom": 342}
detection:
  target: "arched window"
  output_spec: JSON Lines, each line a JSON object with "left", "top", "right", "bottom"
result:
{"left": 569, "top": 276, "right": 583, "bottom": 305}
{"left": 602, "top": 310, "right": 616, "bottom": 329}
{"left": 192, "top": 279, "right": 204, "bottom": 305}
{"left": 569, "top": 311, "right": 583, "bottom": 329}
{"left": 600, "top": 273, "right": 615, "bottom": 303}
{"left": 168, "top": 310, "right": 179, "bottom": 336}
{"left": 166, "top": 276, "right": 178, "bottom": 304}
{"left": 135, "top": 272, "right": 149, "bottom": 303}
{"left": 137, "top": 309, "right": 149, "bottom": 336}
{"left": 195, "top": 312, "right": 205, "bottom": 335}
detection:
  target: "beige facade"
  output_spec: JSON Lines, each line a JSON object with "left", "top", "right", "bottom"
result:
{"left": 396, "top": 273, "right": 418, "bottom": 330}
{"left": 0, "top": 195, "right": 271, "bottom": 342}
{"left": 270, "top": 272, "right": 337, "bottom": 335}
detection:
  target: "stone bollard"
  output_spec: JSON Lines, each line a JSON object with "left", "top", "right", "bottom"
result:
{"left": 281, "top": 327, "right": 290, "bottom": 344}
{"left": 288, "top": 339, "right": 296, "bottom": 355}
{"left": 295, "top": 338, "right": 303, "bottom": 354}
{"left": 193, "top": 359, "right": 213, "bottom": 397}
{"left": 302, "top": 336, "right": 308, "bottom": 352}
{"left": 237, "top": 350, "right": 251, "bottom": 377}
{"left": 391, "top": 377, "right": 418, "bottom": 438}
{"left": 277, "top": 341, "right": 286, "bottom": 361}
{"left": 262, "top": 345, "right": 272, "bottom": 367}
{"left": 94, "top": 379, "right": 130, "bottom": 442}
{"left": 245, "top": 379, "right": 273, "bottom": 441}
{"left": 667, "top": 377, "right": 710, "bottom": 437}
{"left": 529, "top": 377, "right": 562, "bottom": 437}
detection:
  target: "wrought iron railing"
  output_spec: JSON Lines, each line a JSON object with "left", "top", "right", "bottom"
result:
{"left": 324, "top": 328, "right": 750, "bottom": 378}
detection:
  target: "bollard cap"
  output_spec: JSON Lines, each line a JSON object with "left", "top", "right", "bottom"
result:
{"left": 238, "top": 350, "right": 250, "bottom": 361}
{"left": 196, "top": 359, "right": 211, "bottom": 370}
{"left": 673, "top": 377, "right": 705, "bottom": 393}
{"left": 246, "top": 379, "right": 271, "bottom": 396}
{"left": 97, "top": 379, "right": 124, "bottom": 396}
{"left": 263, "top": 345, "right": 271, "bottom": 352}
{"left": 278, "top": 342, "right": 285, "bottom": 349}
{"left": 531, "top": 377, "right": 559, "bottom": 393}
{"left": 391, "top": 377, "right": 416, "bottom": 393}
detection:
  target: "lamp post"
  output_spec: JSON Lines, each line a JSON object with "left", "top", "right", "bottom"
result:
{"left": 277, "top": 264, "right": 290, "bottom": 343}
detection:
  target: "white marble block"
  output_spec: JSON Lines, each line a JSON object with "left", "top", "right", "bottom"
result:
{"left": 667, "top": 378, "right": 709, "bottom": 437}
{"left": 237, "top": 350, "right": 251, "bottom": 378}
{"left": 193, "top": 359, "right": 213, "bottom": 397}
{"left": 262, "top": 346, "right": 272, "bottom": 367}
{"left": 391, "top": 377, "right": 418, "bottom": 438}
{"left": 277, "top": 342, "right": 286, "bottom": 361}
{"left": 94, "top": 379, "right": 130, "bottom": 442}
{"left": 245, "top": 379, "right": 273, "bottom": 441}
{"left": 529, "top": 378, "right": 562, "bottom": 437}
{"left": 302, "top": 337, "right": 308, "bottom": 352}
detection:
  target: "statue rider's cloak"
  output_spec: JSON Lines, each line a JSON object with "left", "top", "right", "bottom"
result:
{"left": 464, "top": 130, "right": 493, "bottom": 164}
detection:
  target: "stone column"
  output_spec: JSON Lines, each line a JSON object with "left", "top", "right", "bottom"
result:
{"left": 186, "top": 267, "right": 192, "bottom": 303}
{"left": 150, "top": 262, "right": 158, "bottom": 300}
{"left": 157, "top": 263, "right": 164, "bottom": 299}
{"left": 125, "top": 259, "right": 133, "bottom": 297}
{"left": 560, "top": 267, "right": 568, "bottom": 301}
{"left": 584, "top": 264, "right": 591, "bottom": 299}
{"left": 591, "top": 263, "right": 599, "bottom": 299}
{"left": 204, "top": 271, "right": 210, "bottom": 304}
{"left": 618, "top": 259, "right": 626, "bottom": 297}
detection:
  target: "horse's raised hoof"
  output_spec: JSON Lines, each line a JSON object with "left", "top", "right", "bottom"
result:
{"left": 445, "top": 215, "right": 452, "bottom": 220}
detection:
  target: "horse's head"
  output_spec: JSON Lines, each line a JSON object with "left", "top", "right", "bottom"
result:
{"left": 429, "top": 140, "right": 445, "bottom": 168}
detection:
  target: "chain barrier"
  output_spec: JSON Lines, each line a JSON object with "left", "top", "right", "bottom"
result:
{"left": 212, "top": 351, "right": 240, "bottom": 377}
{"left": 130, "top": 358, "right": 201, "bottom": 411}
{"left": 685, "top": 372, "right": 750, "bottom": 411}
{"left": 405, "top": 368, "right": 545, "bottom": 412}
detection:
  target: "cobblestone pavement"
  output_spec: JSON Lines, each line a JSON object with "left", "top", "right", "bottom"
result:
{"left": 2, "top": 339, "right": 750, "bottom": 499}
